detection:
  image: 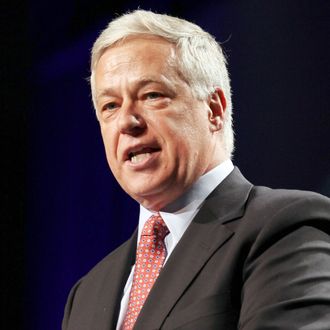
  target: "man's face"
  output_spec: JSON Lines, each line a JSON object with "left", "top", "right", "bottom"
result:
{"left": 94, "top": 36, "right": 225, "bottom": 210}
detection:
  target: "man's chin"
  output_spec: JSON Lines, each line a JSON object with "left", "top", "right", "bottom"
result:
{"left": 126, "top": 187, "right": 170, "bottom": 211}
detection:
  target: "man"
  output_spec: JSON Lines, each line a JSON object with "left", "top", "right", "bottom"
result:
{"left": 62, "top": 10, "right": 330, "bottom": 330}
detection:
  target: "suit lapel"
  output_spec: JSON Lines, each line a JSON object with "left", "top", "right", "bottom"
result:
{"left": 134, "top": 168, "right": 253, "bottom": 329}
{"left": 92, "top": 229, "right": 137, "bottom": 330}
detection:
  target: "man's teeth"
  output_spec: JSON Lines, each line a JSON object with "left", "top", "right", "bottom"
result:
{"left": 131, "top": 153, "right": 151, "bottom": 164}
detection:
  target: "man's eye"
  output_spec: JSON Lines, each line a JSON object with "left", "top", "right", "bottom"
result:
{"left": 103, "top": 102, "right": 118, "bottom": 111}
{"left": 146, "top": 92, "right": 162, "bottom": 99}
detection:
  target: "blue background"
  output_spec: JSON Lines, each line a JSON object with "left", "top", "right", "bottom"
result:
{"left": 2, "top": 1, "right": 329, "bottom": 329}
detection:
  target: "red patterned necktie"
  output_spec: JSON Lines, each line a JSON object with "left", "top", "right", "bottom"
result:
{"left": 122, "top": 214, "right": 169, "bottom": 330}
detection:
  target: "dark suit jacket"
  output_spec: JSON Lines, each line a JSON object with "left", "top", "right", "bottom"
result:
{"left": 62, "top": 168, "right": 330, "bottom": 329}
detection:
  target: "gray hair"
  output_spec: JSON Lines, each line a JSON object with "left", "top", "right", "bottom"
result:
{"left": 90, "top": 10, "right": 234, "bottom": 157}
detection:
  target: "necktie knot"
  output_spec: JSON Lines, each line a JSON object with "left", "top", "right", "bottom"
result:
{"left": 142, "top": 214, "right": 169, "bottom": 240}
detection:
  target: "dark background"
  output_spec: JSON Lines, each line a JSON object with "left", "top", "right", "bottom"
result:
{"left": 2, "top": 1, "right": 329, "bottom": 329}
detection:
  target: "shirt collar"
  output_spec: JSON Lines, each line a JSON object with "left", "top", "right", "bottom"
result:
{"left": 138, "top": 160, "right": 234, "bottom": 244}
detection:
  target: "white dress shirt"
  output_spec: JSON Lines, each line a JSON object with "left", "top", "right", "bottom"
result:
{"left": 116, "top": 160, "right": 234, "bottom": 329}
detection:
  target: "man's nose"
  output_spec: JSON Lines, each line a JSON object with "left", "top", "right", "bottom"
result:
{"left": 117, "top": 101, "right": 146, "bottom": 136}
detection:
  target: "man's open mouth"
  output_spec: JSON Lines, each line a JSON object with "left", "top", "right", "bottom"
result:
{"left": 128, "top": 147, "right": 161, "bottom": 164}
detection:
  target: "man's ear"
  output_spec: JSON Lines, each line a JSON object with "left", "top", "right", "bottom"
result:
{"left": 208, "top": 87, "right": 226, "bottom": 132}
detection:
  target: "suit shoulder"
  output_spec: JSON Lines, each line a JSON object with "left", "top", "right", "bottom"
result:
{"left": 68, "top": 236, "right": 133, "bottom": 297}
{"left": 250, "top": 185, "right": 329, "bottom": 204}
{"left": 63, "top": 237, "right": 134, "bottom": 319}
{"left": 247, "top": 185, "right": 330, "bottom": 219}
{"left": 63, "top": 236, "right": 135, "bottom": 329}
{"left": 241, "top": 186, "right": 330, "bottom": 251}
{"left": 233, "top": 186, "right": 330, "bottom": 249}
{"left": 83, "top": 237, "right": 133, "bottom": 282}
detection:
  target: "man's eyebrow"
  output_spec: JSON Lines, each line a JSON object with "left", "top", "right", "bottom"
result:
{"left": 96, "top": 76, "right": 174, "bottom": 100}
{"left": 96, "top": 87, "right": 117, "bottom": 100}
{"left": 134, "top": 77, "right": 175, "bottom": 92}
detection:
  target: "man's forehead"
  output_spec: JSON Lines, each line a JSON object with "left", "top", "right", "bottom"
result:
{"left": 97, "top": 35, "right": 177, "bottom": 68}
{"left": 94, "top": 38, "right": 180, "bottom": 94}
